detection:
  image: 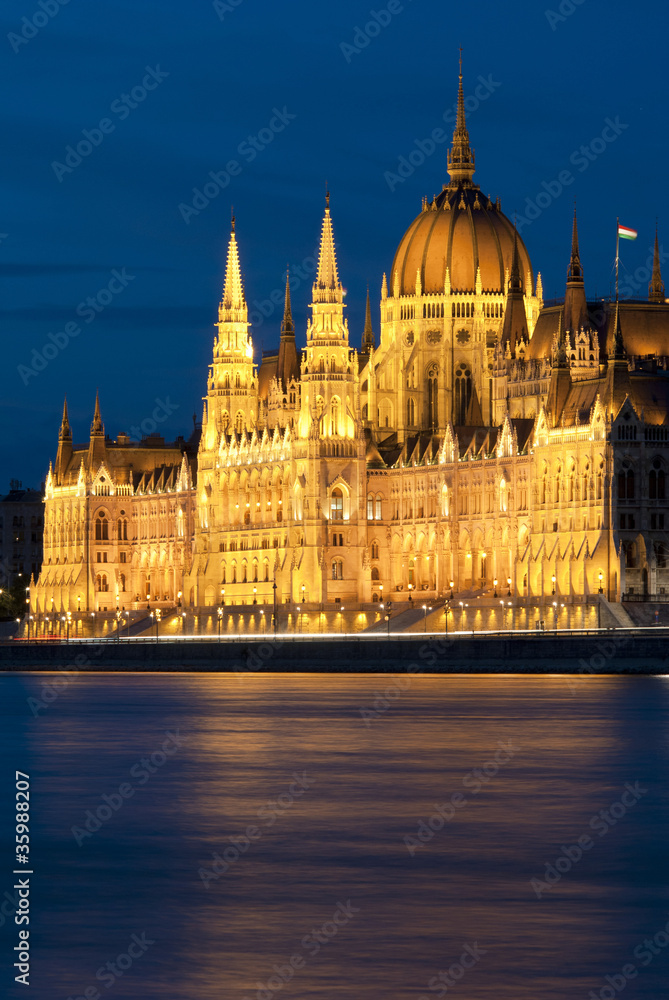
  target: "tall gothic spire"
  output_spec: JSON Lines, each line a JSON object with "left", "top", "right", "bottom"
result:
{"left": 220, "top": 217, "right": 246, "bottom": 314}
{"left": 314, "top": 191, "right": 342, "bottom": 302}
{"left": 501, "top": 228, "right": 528, "bottom": 354}
{"left": 447, "top": 49, "right": 475, "bottom": 186}
{"left": 362, "top": 286, "right": 375, "bottom": 352}
{"left": 563, "top": 208, "right": 588, "bottom": 334}
{"left": 91, "top": 390, "right": 103, "bottom": 435}
{"left": 567, "top": 206, "right": 583, "bottom": 282}
{"left": 277, "top": 269, "right": 299, "bottom": 389}
{"left": 59, "top": 396, "right": 71, "bottom": 440}
{"left": 649, "top": 226, "right": 665, "bottom": 303}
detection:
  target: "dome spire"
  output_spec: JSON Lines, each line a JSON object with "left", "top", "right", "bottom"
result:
{"left": 362, "top": 285, "right": 375, "bottom": 352}
{"left": 563, "top": 207, "right": 588, "bottom": 334}
{"left": 567, "top": 204, "right": 583, "bottom": 282}
{"left": 649, "top": 224, "right": 665, "bottom": 303}
{"left": 221, "top": 220, "right": 245, "bottom": 311}
{"left": 447, "top": 49, "right": 475, "bottom": 186}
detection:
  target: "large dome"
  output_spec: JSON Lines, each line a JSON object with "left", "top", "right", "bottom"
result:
{"left": 391, "top": 185, "right": 534, "bottom": 296}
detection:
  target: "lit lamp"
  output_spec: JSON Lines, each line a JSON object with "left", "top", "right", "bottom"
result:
{"left": 493, "top": 578, "right": 498, "bottom": 597}
{"left": 551, "top": 575, "right": 556, "bottom": 596}
{"left": 507, "top": 576, "right": 512, "bottom": 597}
{"left": 598, "top": 571, "right": 603, "bottom": 595}
{"left": 217, "top": 606, "right": 223, "bottom": 641}
{"left": 253, "top": 586, "right": 257, "bottom": 605}
{"left": 450, "top": 579, "right": 454, "bottom": 600}
{"left": 408, "top": 582, "right": 413, "bottom": 605}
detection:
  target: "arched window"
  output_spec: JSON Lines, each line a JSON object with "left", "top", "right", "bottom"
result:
{"left": 221, "top": 410, "right": 230, "bottom": 431}
{"left": 235, "top": 411, "right": 244, "bottom": 434}
{"left": 454, "top": 364, "right": 472, "bottom": 425}
{"left": 223, "top": 372, "right": 230, "bottom": 389}
{"left": 264, "top": 562, "right": 270, "bottom": 582}
{"left": 319, "top": 356, "right": 325, "bottom": 373}
{"left": 442, "top": 484, "right": 449, "bottom": 517}
{"left": 650, "top": 462, "right": 666, "bottom": 500}
{"left": 330, "top": 357, "right": 336, "bottom": 373}
{"left": 95, "top": 512, "right": 109, "bottom": 541}
{"left": 332, "top": 559, "right": 343, "bottom": 580}
{"left": 618, "top": 466, "right": 634, "bottom": 499}
{"left": 367, "top": 494, "right": 374, "bottom": 520}
{"left": 119, "top": 574, "right": 126, "bottom": 592}
{"left": 331, "top": 488, "right": 344, "bottom": 521}
{"left": 235, "top": 372, "right": 241, "bottom": 388}
{"left": 117, "top": 519, "right": 128, "bottom": 541}
{"left": 371, "top": 567, "right": 380, "bottom": 581}
{"left": 371, "top": 541, "right": 379, "bottom": 560}
{"left": 500, "top": 478, "right": 508, "bottom": 512}
{"left": 408, "top": 559, "right": 415, "bottom": 587}
{"left": 427, "top": 364, "right": 438, "bottom": 431}
{"left": 330, "top": 396, "right": 341, "bottom": 437}
{"left": 407, "top": 397, "right": 416, "bottom": 427}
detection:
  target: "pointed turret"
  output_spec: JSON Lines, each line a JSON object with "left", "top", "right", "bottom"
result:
{"left": 88, "top": 391, "right": 107, "bottom": 468}
{"left": 649, "top": 227, "right": 665, "bottom": 303}
{"left": 313, "top": 191, "right": 342, "bottom": 303}
{"left": 446, "top": 50, "right": 475, "bottom": 186}
{"left": 605, "top": 302, "right": 631, "bottom": 417}
{"left": 220, "top": 216, "right": 246, "bottom": 316}
{"left": 362, "top": 286, "right": 375, "bottom": 353}
{"left": 547, "top": 314, "right": 571, "bottom": 425}
{"left": 563, "top": 208, "right": 588, "bottom": 334}
{"left": 500, "top": 229, "right": 529, "bottom": 355}
{"left": 276, "top": 269, "right": 300, "bottom": 390}
{"left": 55, "top": 396, "right": 73, "bottom": 483}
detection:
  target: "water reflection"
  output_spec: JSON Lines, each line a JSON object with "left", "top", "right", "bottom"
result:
{"left": 0, "top": 674, "right": 667, "bottom": 999}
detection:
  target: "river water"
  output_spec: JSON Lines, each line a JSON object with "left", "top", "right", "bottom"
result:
{"left": 1, "top": 672, "right": 668, "bottom": 999}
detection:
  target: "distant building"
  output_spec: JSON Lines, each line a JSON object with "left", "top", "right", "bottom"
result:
{"left": 32, "top": 63, "right": 669, "bottom": 614}
{"left": 0, "top": 480, "right": 44, "bottom": 587}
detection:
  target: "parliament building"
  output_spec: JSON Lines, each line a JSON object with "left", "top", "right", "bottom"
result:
{"left": 32, "top": 68, "right": 669, "bottom": 617}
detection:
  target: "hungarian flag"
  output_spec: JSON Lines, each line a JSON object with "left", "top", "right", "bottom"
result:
{"left": 618, "top": 224, "right": 638, "bottom": 241}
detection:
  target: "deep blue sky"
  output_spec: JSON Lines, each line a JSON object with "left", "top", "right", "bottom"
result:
{"left": 2, "top": 0, "right": 667, "bottom": 487}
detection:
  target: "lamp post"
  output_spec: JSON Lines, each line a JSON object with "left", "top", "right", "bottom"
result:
{"left": 272, "top": 570, "right": 278, "bottom": 637}
{"left": 507, "top": 576, "right": 512, "bottom": 597}
{"left": 154, "top": 607, "right": 161, "bottom": 642}
{"left": 339, "top": 607, "right": 345, "bottom": 635}
{"left": 253, "top": 586, "right": 257, "bottom": 605}
{"left": 408, "top": 583, "right": 413, "bottom": 605}
{"left": 598, "top": 571, "right": 603, "bottom": 595}
{"left": 450, "top": 580, "right": 454, "bottom": 600}
{"left": 421, "top": 604, "right": 432, "bottom": 632}
{"left": 444, "top": 602, "right": 449, "bottom": 634}
{"left": 217, "top": 606, "right": 222, "bottom": 641}
{"left": 296, "top": 606, "right": 301, "bottom": 634}
{"left": 260, "top": 609, "right": 265, "bottom": 634}
{"left": 125, "top": 610, "right": 130, "bottom": 640}
{"left": 551, "top": 575, "right": 556, "bottom": 596}
{"left": 493, "top": 578, "right": 498, "bottom": 598}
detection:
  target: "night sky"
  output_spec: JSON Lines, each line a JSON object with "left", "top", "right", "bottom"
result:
{"left": 2, "top": 0, "right": 666, "bottom": 488}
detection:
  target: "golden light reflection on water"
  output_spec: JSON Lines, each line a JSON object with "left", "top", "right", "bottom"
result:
{"left": 6, "top": 673, "right": 668, "bottom": 999}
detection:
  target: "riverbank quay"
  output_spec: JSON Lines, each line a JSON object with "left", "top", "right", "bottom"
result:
{"left": 1, "top": 629, "right": 668, "bottom": 674}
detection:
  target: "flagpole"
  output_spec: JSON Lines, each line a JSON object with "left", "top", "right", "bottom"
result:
{"left": 615, "top": 216, "right": 619, "bottom": 303}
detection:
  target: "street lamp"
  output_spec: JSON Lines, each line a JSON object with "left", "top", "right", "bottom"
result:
{"left": 493, "top": 578, "right": 498, "bottom": 597}
{"left": 339, "top": 607, "right": 345, "bottom": 634}
{"left": 450, "top": 580, "right": 454, "bottom": 600}
{"left": 260, "top": 609, "right": 265, "bottom": 634}
{"left": 296, "top": 606, "right": 301, "bottom": 634}
{"left": 507, "top": 576, "right": 512, "bottom": 597}
{"left": 217, "top": 606, "right": 223, "bottom": 641}
{"left": 408, "top": 583, "right": 413, "bottom": 605}
{"left": 444, "top": 603, "right": 449, "bottom": 634}
{"left": 422, "top": 604, "right": 432, "bottom": 632}
{"left": 551, "top": 575, "right": 556, "bottom": 596}
{"left": 272, "top": 570, "right": 278, "bottom": 637}
{"left": 598, "top": 571, "right": 603, "bottom": 595}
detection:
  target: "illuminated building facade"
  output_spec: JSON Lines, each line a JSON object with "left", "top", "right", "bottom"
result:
{"left": 32, "top": 68, "right": 669, "bottom": 614}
